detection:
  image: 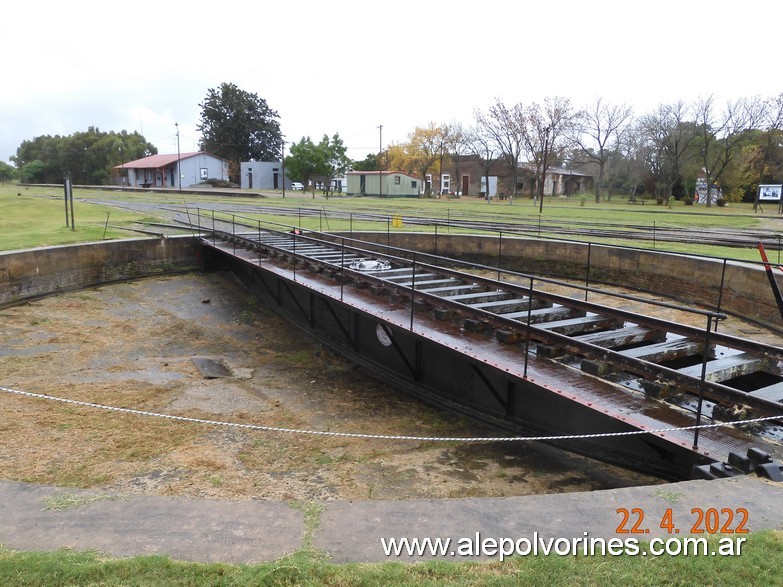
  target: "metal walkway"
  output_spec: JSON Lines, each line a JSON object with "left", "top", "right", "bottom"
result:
{"left": 198, "top": 227, "right": 783, "bottom": 480}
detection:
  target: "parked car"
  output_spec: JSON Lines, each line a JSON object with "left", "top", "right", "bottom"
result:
{"left": 291, "top": 182, "right": 304, "bottom": 190}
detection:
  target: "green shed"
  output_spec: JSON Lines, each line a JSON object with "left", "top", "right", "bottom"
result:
{"left": 346, "top": 171, "right": 420, "bottom": 197}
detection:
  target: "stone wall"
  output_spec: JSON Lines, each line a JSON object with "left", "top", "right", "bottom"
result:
{"left": 0, "top": 236, "right": 202, "bottom": 308}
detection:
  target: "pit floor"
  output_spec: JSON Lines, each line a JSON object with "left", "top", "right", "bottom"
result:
{"left": 0, "top": 271, "right": 663, "bottom": 501}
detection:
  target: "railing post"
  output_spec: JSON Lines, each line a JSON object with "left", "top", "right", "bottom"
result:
{"left": 410, "top": 253, "right": 416, "bottom": 330}
{"left": 340, "top": 238, "right": 345, "bottom": 302}
{"left": 523, "top": 276, "right": 534, "bottom": 378}
{"left": 692, "top": 314, "right": 714, "bottom": 450}
{"left": 497, "top": 231, "right": 502, "bottom": 281}
{"left": 585, "top": 242, "right": 592, "bottom": 301}
{"left": 715, "top": 259, "right": 727, "bottom": 332}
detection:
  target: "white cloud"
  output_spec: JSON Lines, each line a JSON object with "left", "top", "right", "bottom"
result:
{"left": 2, "top": 0, "right": 781, "bottom": 164}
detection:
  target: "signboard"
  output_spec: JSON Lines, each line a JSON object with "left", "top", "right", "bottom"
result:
{"left": 758, "top": 184, "right": 783, "bottom": 201}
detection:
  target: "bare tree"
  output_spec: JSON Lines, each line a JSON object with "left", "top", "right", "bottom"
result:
{"left": 466, "top": 114, "right": 501, "bottom": 199}
{"left": 573, "top": 98, "right": 633, "bottom": 202}
{"left": 616, "top": 122, "right": 649, "bottom": 202}
{"left": 693, "top": 95, "right": 756, "bottom": 207}
{"left": 476, "top": 99, "right": 527, "bottom": 197}
{"left": 445, "top": 121, "right": 470, "bottom": 196}
{"left": 523, "top": 97, "right": 576, "bottom": 212}
{"left": 754, "top": 93, "right": 783, "bottom": 189}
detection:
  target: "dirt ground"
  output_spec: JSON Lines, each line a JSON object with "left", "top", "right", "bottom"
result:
{"left": 0, "top": 271, "right": 673, "bottom": 502}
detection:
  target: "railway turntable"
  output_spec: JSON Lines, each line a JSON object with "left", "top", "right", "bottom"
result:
{"left": 198, "top": 227, "right": 783, "bottom": 482}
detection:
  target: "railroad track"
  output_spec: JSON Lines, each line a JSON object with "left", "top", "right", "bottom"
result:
{"left": 206, "top": 227, "right": 783, "bottom": 439}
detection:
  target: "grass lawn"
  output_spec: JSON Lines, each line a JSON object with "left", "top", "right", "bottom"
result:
{"left": 3, "top": 183, "right": 779, "bottom": 262}
{"left": 1, "top": 531, "right": 782, "bottom": 586}
{"left": 0, "top": 186, "right": 159, "bottom": 251}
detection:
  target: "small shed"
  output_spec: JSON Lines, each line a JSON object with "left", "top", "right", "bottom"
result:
{"left": 240, "top": 161, "right": 291, "bottom": 190}
{"left": 115, "top": 152, "right": 229, "bottom": 188}
{"left": 346, "top": 171, "right": 420, "bottom": 197}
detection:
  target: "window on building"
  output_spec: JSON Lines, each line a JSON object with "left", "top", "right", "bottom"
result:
{"left": 394, "top": 176, "right": 401, "bottom": 185}
{"left": 411, "top": 180, "right": 417, "bottom": 189}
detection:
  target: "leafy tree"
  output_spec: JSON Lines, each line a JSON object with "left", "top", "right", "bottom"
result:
{"left": 638, "top": 102, "right": 698, "bottom": 200}
{"left": 19, "top": 160, "right": 46, "bottom": 183}
{"left": 352, "top": 153, "right": 378, "bottom": 171}
{"left": 746, "top": 93, "right": 783, "bottom": 200}
{"left": 406, "top": 123, "right": 450, "bottom": 194}
{"left": 693, "top": 95, "right": 757, "bottom": 207}
{"left": 12, "top": 128, "right": 154, "bottom": 184}
{"left": 284, "top": 133, "right": 350, "bottom": 197}
{"left": 384, "top": 143, "right": 418, "bottom": 176}
{"left": 197, "top": 82, "right": 283, "bottom": 183}
{"left": 0, "top": 161, "right": 16, "bottom": 182}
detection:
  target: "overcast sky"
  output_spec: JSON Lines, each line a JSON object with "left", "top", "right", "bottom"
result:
{"left": 2, "top": 0, "right": 781, "bottom": 165}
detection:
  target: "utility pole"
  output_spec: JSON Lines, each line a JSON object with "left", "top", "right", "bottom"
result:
{"left": 378, "top": 124, "right": 383, "bottom": 197}
{"left": 175, "top": 122, "right": 182, "bottom": 191}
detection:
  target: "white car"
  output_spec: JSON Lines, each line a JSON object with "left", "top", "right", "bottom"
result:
{"left": 290, "top": 182, "right": 304, "bottom": 190}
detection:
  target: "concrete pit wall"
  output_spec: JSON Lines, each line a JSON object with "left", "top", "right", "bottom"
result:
{"left": 334, "top": 232, "right": 783, "bottom": 332}
{"left": 1, "top": 233, "right": 781, "bottom": 333}
{"left": 0, "top": 236, "right": 202, "bottom": 309}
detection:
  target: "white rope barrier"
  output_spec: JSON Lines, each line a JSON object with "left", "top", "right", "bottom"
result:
{"left": 1, "top": 385, "right": 779, "bottom": 443}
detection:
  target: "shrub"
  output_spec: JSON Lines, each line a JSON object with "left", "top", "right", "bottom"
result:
{"left": 716, "top": 198, "right": 727, "bottom": 207}
{"left": 199, "top": 178, "right": 238, "bottom": 188}
{"left": 683, "top": 197, "right": 694, "bottom": 206}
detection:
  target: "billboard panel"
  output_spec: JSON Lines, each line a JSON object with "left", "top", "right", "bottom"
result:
{"left": 759, "top": 184, "right": 783, "bottom": 201}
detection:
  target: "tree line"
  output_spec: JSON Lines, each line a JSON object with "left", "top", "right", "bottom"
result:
{"left": 9, "top": 128, "right": 156, "bottom": 185}
{"left": 380, "top": 93, "right": 783, "bottom": 205}
{"left": 7, "top": 82, "right": 783, "bottom": 206}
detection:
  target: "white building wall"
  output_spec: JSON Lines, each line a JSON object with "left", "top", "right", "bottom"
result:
{"left": 240, "top": 161, "right": 290, "bottom": 190}
{"left": 179, "top": 153, "right": 228, "bottom": 186}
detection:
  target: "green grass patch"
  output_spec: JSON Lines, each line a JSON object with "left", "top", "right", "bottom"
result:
{"left": 0, "top": 530, "right": 780, "bottom": 585}
{"left": 0, "top": 187, "right": 158, "bottom": 250}
{"left": 1, "top": 183, "right": 778, "bottom": 262}
{"left": 41, "top": 490, "right": 128, "bottom": 511}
